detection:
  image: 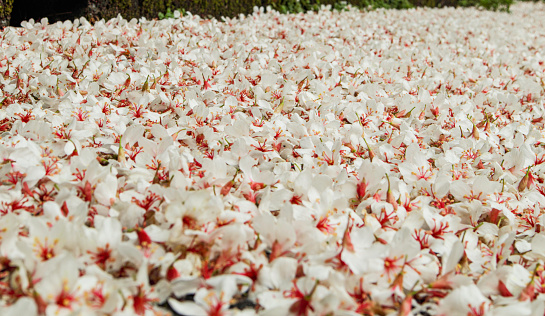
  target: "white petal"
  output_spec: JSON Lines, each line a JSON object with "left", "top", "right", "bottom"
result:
{"left": 168, "top": 298, "right": 207, "bottom": 316}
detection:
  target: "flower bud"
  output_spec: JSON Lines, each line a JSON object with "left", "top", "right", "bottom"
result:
{"left": 518, "top": 167, "right": 531, "bottom": 192}
{"left": 403, "top": 107, "right": 415, "bottom": 118}
{"left": 419, "top": 108, "right": 426, "bottom": 120}
{"left": 220, "top": 180, "right": 235, "bottom": 196}
{"left": 488, "top": 208, "right": 501, "bottom": 224}
{"left": 398, "top": 294, "right": 412, "bottom": 316}
{"left": 519, "top": 279, "right": 535, "bottom": 301}
{"left": 386, "top": 174, "right": 398, "bottom": 211}
{"left": 141, "top": 75, "right": 149, "bottom": 92}
{"left": 484, "top": 118, "right": 491, "bottom": 132}
{"left": 118, "top": 145, "right": 126, "bottom": 164}
{"left": 274, "top": 97, "right": 284, "bottom": 114}
{"left": 357, "top": 178, "right": 368, "bottom": 200}
{"left": 362, "top": 137, "right": 374, "bottom": 162}
{"left": 121, "top": 74, "right": 131, "bottom": 91}
{"left": 471, "top": 123, "right": 479, "bottom": 140}
{"left": 57, "top": 85, "right": 64, "bottom": 97}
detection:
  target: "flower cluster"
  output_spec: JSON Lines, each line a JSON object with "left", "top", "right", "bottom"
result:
{"left": 1, "top": 2, "right": 545, "bottom": 315}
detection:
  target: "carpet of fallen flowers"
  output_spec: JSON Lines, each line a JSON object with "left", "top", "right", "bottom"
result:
{"left": 1, "top": 2, "right": 545, "bottom": 315}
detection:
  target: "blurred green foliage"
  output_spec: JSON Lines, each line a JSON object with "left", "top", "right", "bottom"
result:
{"left": 150, "top": 0, "right": 513, "bottom": 22}
{"left": 0, "top": 0, "right": 518, "bottom": 28}
{"left": 0, "top": 0, "right": 15, "bottom": 27}
{"left": 158, "top": 7, "right": 185, "bottom": 19}
{"left": 91, "top": 0, "right": 515, "bottom": 23}
{"left": 269, "top": 0, "right": 413, "bottom": 12}
{"left": 268, "top": 0, "right": 511, "bottom": 12}
{"left": 457, "top": 0, "right": 513, "bottom": 11}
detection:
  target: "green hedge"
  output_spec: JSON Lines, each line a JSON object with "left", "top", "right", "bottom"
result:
{"left": 83, "top": 0, "right": 513, "bottom": 23}
{"left": 85, "top": 0, "right": 263, "bottom": 22}
{"left": 269, "top": 0, "right": 513, "bottom": 12}
{"left": 0, "top": 0, "right": 14, "bottom": 27}
{"left": 0, "top": 0, "right": 519, "bottom": 28}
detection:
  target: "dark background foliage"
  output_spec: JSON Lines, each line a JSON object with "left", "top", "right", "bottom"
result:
{"left": 0, "top": 0, "right": 526, "bottom": 28}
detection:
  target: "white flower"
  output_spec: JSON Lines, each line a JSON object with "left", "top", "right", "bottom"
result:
{"left": 0, "top": 297, "right": 38, "bottom": 316}
{"left": 341, "top": 224, "right": 386, "bottom": 276}
{"left": 169, "top": 275, "right": 252, "bottom": 316}
{"left": 437, "top": 285, "right": 490, "bottom": 316}
{"left": 1, "top": 2, "right": 545, "bottom": 313}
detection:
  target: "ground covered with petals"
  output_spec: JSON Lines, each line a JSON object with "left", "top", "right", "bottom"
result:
{"left": 1, "top": 2, "right": 545, "bottom": 315}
